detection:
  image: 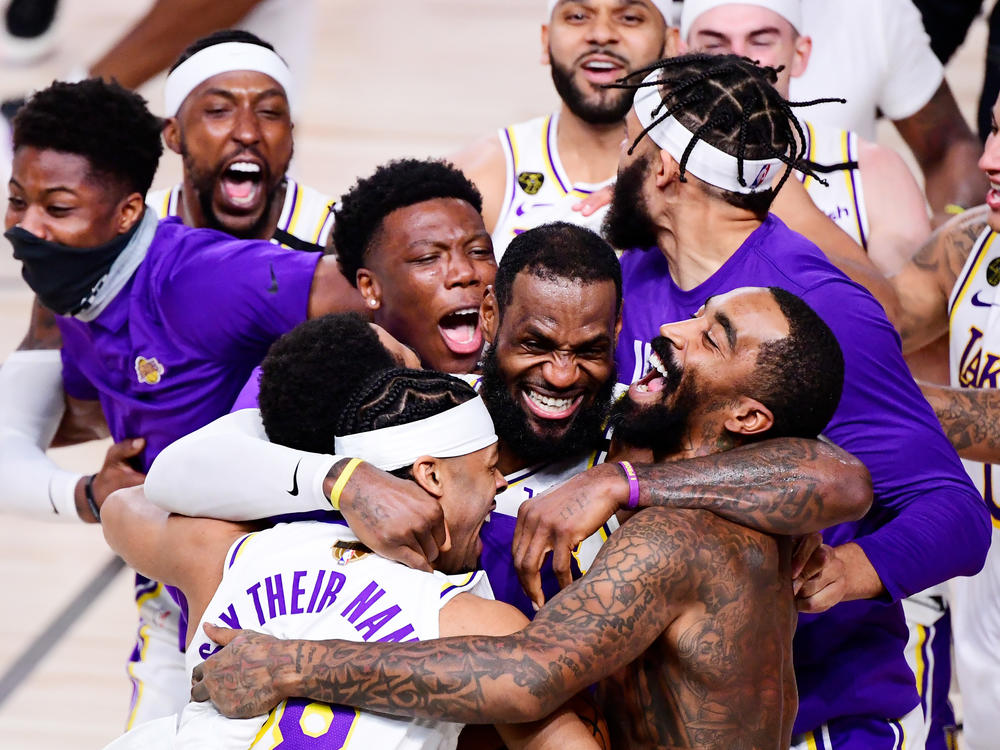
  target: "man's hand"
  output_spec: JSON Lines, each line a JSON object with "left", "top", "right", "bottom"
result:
{"left": 191, "top": 623, "right": 293, "bottom": 718}
{"left": 76, "top": 437, "right": 147, "bottom": 522}
{"left": 513, "top": 463, "right": 622, "bottom": 609}
{"left": 335, "top": 460, "right": 450, "bottom": 573}
{"left": 572, "top": 186, "right": 613, "bottom": 218}
{"left": 794, "top": 542, "right": 848, "bottom": 613}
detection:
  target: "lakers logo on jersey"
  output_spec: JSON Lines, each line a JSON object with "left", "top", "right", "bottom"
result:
{"left": 517, "top": 171, "right": 545, "bottom": 195}
{"left": 987, "top": 257, "right": 1000, "bottom": 287}
{"left": 957, "top": 326, "right": 1000, "bottom": 389}
{"left": 134, "top": 356, "right": 164, "bottom": 385}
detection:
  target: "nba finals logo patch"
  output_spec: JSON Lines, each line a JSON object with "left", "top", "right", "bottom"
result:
{"left": 517, "top": 171, "right": 545, "bottom": 195}
{"left": 987, "top": 257, "right": 1000, "bottom": 287}
{"left": 134, "top": 356, "right": 164, "bottom": 385}
{"left": 749, "top": 164, "right": 772, "bottom": 190}
{"left": 332, "top": 541, "right": 370, "bottom": 565}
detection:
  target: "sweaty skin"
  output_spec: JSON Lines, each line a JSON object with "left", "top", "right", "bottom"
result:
{"left": 193, "top": 506, "right": 797, "bottom": 749}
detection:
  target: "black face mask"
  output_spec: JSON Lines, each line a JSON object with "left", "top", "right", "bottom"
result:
{"left": 6, "top": 222, "right": 139, "bottom": 315}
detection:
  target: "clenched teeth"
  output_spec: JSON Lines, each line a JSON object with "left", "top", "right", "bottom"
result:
{"left": 648, "top": 351, "right": 669, "bottom": 379}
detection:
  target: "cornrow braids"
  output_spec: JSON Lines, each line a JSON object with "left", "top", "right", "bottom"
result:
{"left": 610, "top": 53, "right": 845, "bottom": 197}
{"left": 336, "top": 368, "right": 477, "bottom": 437}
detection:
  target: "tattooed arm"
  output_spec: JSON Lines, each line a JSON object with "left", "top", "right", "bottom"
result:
{"left": 191, "top": 507, "right": 696, "bottom": 722}
{"left": 512, "top": 437, "right": 870, "bottom": 601}
{"left": 919, "top": 382, "right": 1000, "bottom": 463}
{"left": 891, "top": 206, "right": 989, "bottom": 352}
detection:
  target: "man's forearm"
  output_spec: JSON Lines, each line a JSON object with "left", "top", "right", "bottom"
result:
{"left": 633, "top": 438, "right": 872, "bottom": 535}
{"left": 920, "top": 382, "right": 1000, "bottom": 463}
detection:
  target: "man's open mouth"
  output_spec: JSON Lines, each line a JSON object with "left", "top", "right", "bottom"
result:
{"left": 438, "top": 307, "right": 483, "bottom": 355}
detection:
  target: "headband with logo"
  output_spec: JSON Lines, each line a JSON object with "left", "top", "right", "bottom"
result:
{"left": 335, "top": 396, "right": 498, "bottom": 471}
{"left": 631, "top": 69, "right": 783, "bottom": 193}
{"left": 164, "top": 42, "right": 295, "bottom": 116}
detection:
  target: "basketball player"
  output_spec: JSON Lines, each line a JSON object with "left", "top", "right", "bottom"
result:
{"left": 189, "top": 285, "right": 849, "bottom": 749}
{"left": 145, "top": 222, "right": 871, "bottom": 620}
{"left": 101, "top": 328, "right": 601, "bottom": 749}
{"left": 885, "top": 94, "right": 1000, "bottom": 750}
{"left": 582, "top": 53, "right": 985, "bottom": 749}
{"left": 0, "top": 78, "right": 377, "bottom": 726}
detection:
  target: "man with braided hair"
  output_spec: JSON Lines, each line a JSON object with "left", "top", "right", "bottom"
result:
{"left": 596, "top": 53, "right": 986, "bottom": 748}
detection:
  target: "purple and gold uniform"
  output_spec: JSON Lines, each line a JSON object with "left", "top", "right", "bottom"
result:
{"left": 616, "top": 214, "right": 989, "bottom": 748}
{"left": 177, "top": 521, "right": 487, "bottom": 748}
{"left": 490, "top": 114, "right": 613, "bottom": 261}
{"left": 57, "top": 215, "right": 320, "bottom": 725}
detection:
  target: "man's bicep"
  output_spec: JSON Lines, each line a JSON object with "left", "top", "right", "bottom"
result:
{"left": 525, "top": 508, "right": 689, "bottom": 679}
{"left": 892, "top": 207, "right": 988, "bottom": 351}
{"left": 53, "top": 395, "right": 110, "bottom": 446}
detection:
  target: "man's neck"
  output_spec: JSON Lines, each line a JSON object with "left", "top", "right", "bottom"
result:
{"left": 555, "top": 104, "right": 624, "bottom": 185}
{"left": 177, "top": 180, "right": 288, "bottom": 241}
{"left": 655, "top": 197, "right": 763, "bottom": 291}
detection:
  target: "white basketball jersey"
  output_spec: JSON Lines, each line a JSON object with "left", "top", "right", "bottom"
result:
{"left": 946, "top": 226, "right": 1000, "bottom": 749}
{"left": 798, "top": 120, "right": 871, "bottom": 249}
{"left": 176, "top": 520, "right": 491, "bottom": 749}
{"left": 491, "top": 113, "right": 614, "bottom": 261}
{"left": 147, "top": 177, "right": 335, "bottom": 252}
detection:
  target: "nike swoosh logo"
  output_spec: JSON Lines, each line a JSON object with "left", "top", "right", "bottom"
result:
{"left": 515, "top": 202, "right": 554, "bottom": 217}
{"left": 971, "top": 290, "right": 1000, "bottom": 308}
{"left": 287, "top": 458, "right": 302, "bottom": 496}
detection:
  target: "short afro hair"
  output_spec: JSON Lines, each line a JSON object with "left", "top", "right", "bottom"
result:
{"left": 168, "top": 29, "right": 280, "bottom": 73}
{"left": 333, "top": 158, "right": 484, "bottom": 286}
{"left": 13, "top": 78, "right": 163, "bottom": 196}
{"left": 746, "top": 287, "right": 844, "bottom": 439}
{"left": 493, "top": 222, "right": 622, "bottom": 316}
{"left": 258, "top": 314, "right": 398, "bottom": 453}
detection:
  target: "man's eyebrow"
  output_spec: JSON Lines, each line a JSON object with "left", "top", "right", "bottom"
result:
{"left": 715, "top": 311, "right": 737, "bottom": 351}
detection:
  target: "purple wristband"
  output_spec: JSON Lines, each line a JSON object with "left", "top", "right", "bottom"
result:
{"left": 618, "top": 460, "right": 640, "bottom": 510}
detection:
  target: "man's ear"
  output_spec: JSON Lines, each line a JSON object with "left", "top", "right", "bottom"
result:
{"left": 411, "top": 456, "right": 446, "bottom": 498}
{"left": 162, "top": 117, "right": 182, "bottom": 155}
{"left": 480, "top": 286, "right": 500, "bottom": 345}
{"left": 118, "top": 193, "right": 147, "bottom": 234}
{"left": 541, "top": 24, "right": 550, "bottom": 65}
{"left": 656, "top": 149, "right": 680, "bottom": 189}
{"left": 724, "top": 397, "right": 774, "bottom": 437}
{"left": 790, "top": 34, "right": 813, "bottom": 79}
{"left": 614, "top": 310, "right": 623, "bottom": 343}
{"left": 356, "top": 269, "right": 382, "bottom": 311}
{"left": 665, "top": 26, "right": 681, "bottom": 56}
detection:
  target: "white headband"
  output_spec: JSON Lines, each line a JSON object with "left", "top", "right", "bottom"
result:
{"left": 680, "top": 0, "right": 802, "bottom": 39}
{"left": 164, "top": 42, "right": 294, "bottom": 116}
{"left": 335, "top": 396, "right": 498, "bottom": 472}
{"left": 632, "top": 69, "right": 783, "bottom": 194}
{"left": 546, "top": 0, "right": 675, "bottom": 25}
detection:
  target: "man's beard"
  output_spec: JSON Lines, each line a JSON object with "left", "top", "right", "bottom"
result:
{"left": 603, "top": 154, "right": 660, "bottom": 250}
{"left": 550, "top": 54, "right": 635, "bottom": 125}
{"left": 480, "top": 344, "right": 615, "bottom": 466}
{"left": 609, "top": 337, "right": 695, "bottom": 457}
{"left": 181, "top": 144, "right": 283, "bottom": 240}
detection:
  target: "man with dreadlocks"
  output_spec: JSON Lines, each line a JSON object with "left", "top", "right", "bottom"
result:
{"left": 597, "top": 53, "right": 988, "bottom": 749}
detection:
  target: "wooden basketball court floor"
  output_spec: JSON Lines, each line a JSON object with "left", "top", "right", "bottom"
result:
{"left": 0, "top": 1, "right": 989, "bottom": 746}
